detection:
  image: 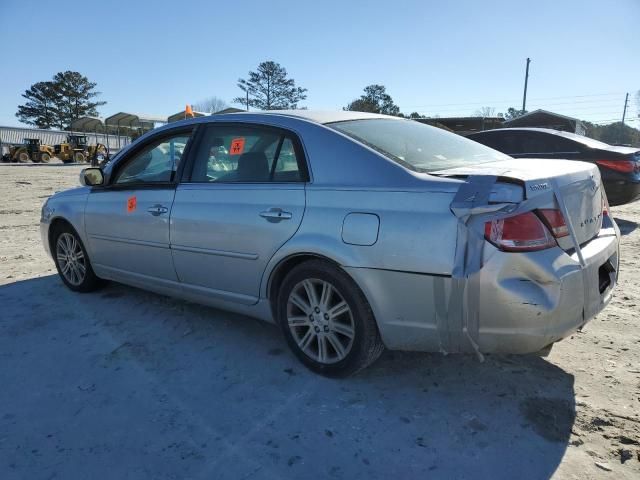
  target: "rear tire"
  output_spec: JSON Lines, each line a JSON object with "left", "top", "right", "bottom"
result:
{"left": 276, "top": 260, "right": 384, "bottom": 377}
{"left": 18, "top": 152, "right": 30, "bottom": 163}
{"left": 40, "top": 153, "right": 51, "bottom": 163}
{"left": 74, "top": 152, "right": 85, "bottom": 163}
{"left": 52, "top": 224, "right": 104, "bottom": 293}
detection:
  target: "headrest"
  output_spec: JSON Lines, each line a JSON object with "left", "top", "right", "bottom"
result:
{"left": 237, "top": 152, "right": 269, "bottom": 181}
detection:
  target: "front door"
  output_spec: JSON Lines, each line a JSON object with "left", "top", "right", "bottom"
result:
{"left": 170, "top": 123, "right": 307, "bottom": 304}
{"left": 85, "top": 130, "right": 193, "bottom": 283}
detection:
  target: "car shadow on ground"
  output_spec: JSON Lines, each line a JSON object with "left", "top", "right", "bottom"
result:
{"left": 0, "top": 275, "right": 576, "bottom": 480}
{"left": 614, "top": 217, "right": 638, "bottom": 236}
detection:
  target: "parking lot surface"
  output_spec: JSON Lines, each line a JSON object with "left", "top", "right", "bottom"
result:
{"left": 1, "top": 164, "right": 639, "bottom": 479}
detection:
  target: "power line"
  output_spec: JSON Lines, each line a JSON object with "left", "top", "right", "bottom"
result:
{"left": 399, "top": 92, "right": 628, "bottom": 109}
{"left": 400, "top": 100, "right": 630, "bottom": 114}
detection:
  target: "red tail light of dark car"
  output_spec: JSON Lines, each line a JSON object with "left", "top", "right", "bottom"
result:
{"left": 596, "top": 159, "right": 639, "bottom": 174}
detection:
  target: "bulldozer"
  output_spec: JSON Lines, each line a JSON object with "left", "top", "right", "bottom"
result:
{"left": 4, "top": 138, "right": 54, "bottom": 163}
{"left": 53, "top": 134, "right": 108, "bottom": 164}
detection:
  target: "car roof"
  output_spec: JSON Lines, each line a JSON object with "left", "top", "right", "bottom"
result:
{"left": 210, "top": 109, "right": 398, "bottom": 125}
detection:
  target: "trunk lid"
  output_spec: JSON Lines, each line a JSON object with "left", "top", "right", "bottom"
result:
{"left": 431, "top": 158, "right": 604, "bottom": 247}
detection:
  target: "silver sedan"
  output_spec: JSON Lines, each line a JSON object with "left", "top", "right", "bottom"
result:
{"left": 40, "top": 111, "right": 620, "bottom": 376}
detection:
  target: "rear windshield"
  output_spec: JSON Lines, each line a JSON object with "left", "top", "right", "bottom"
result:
{"left": 328, "top": 118, "right": 509, "bottom": 172}
{"left": 552, "top": 130, "right": 611, "bottom": 149}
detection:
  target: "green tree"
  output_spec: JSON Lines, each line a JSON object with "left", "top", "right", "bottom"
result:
{"left": 583, "top": 121, "right": 640, "bottom": 147}
{"left": 345, "top": 84, "right": 400, "bottom": 116}
{"left": 503, "top": 107, "right": 527, "bottom": 121}
{"left": 15, "top": 81, "right": 59, "bottom": 129}
{"left": 233, "top": 61, "right": 307, "bottom": 110}
{"left": 408, "top": 112, "right": 422, "bottom": 119}
{"left": 16, "top": 71, "right": 106, "bottom": 129}
{"left": 343, "top": 98, "right": 378, "bottom": 113}
{"left": 52, "top": 71, "right": 106, "bottom": 129}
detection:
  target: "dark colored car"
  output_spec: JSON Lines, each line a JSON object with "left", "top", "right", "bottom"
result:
{"left": 467, "top": 128, "right": 640, "bottom": 205}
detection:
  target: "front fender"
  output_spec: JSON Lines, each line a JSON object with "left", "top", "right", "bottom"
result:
{"left": 41, "top": 192, "right": 89, "bottom": 254}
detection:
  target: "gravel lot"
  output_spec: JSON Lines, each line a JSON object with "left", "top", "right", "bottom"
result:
{"left": 1, "top": 164, "right": 639, "bottom": 479}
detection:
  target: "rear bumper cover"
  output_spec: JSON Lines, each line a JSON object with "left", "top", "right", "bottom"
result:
{"left": 346, "top": 223, "right": 620, "bottom": 355}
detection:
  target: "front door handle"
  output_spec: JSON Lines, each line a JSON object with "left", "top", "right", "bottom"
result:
{"left": 147, "top": 204, "right": 169, "bottom": 216}
{"left": 259, "top": 208, "right": 292, "bottom": 222}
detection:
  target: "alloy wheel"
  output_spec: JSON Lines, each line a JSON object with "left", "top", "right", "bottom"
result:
{"left": 286, "top": 278, "right": 355, "bottom": 364}
{"left": 56, "top": 232, "right": 86, "bottom": 286}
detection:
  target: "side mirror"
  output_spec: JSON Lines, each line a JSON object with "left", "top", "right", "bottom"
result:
{"left": 80, "top": 167, "right": 104, "bottom": 186}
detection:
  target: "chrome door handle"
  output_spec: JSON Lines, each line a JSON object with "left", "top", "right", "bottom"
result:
{"left": 147, "top": 204, "right": 169, "bottom": 216}
{"left": 259, "top": 208, "right": 292, "bottom": 221}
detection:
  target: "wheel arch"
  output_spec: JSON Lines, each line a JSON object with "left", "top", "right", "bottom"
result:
{"left": 48, "top": 217, "right": 80, "bottom": 254}
{"left": 266, "top": 252, "right": 342, "bottom": 318}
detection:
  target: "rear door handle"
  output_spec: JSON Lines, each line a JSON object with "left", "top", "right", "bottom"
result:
{"left": 147, "top": 204, "right": 169, "bottom": 216}
{"left": 259, "top": 208, "right": 292, "bottom": 221}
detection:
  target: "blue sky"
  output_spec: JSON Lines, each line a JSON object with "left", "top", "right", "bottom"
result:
{"left": 1, "top": 0, "right": 638, "bottom": 127}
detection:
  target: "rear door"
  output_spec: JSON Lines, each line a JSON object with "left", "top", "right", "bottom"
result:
{"left": 170, "top": 123, "right": 307, "bottom": 304}
{"left": 85, "top": 129, "right": 193, "bottom": 282}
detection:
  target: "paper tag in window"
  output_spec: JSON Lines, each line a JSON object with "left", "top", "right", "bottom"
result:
{"left": 127, "top": 196, "right": 137, "bottom": 213}
{"left": 230, "top": 138, "right": 245, "bottom": 155}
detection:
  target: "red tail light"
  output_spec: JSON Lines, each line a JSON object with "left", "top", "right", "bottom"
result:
{"left": 538, "top": 209, "right": 569, "bottom": 237}
{"left": 484, "top": 211, "right": 557, "bottom": 252}
{"left": 596, "top": 160, "right": 636, "bottom": 174}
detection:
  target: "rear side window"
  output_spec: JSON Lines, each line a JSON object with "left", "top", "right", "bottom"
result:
{"left": 190, "top": 125, "right": 305, "bottom": 183}
{"left": 329, "top": 119, "right": 509, "bottom": 172}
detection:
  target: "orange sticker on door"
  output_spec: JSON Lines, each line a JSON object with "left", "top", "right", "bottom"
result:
{"left": 127, "top": 196, "right": 137, "bottom": 213}
{"left": 230, "top": 137, "right": 245, "bottom": 155}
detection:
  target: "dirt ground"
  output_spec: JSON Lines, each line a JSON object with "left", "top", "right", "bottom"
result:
{"left": 0, "top": 164, "right": 639, "bottom": 479}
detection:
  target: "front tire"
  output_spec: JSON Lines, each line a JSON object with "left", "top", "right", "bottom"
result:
{"left": 276, "top": 260, "right": 384, "bottom": 377}
{"left": 52, "top": 225, "right": 104, "bottom": 292}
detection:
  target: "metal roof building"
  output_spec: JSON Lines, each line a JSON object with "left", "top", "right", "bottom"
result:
{"left": 0, "top": 125, "right": 131, "bottom": 152}
{"left": 503, "top": 109, "right": 586, "bottom": 135}
{"left": 416, "top": 116, "right": 505, "bottom": 135}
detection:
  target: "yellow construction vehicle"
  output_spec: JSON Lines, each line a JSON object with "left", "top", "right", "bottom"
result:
{"left": 54, "top": 135, "right": 90, "bottom": 163}
{"left": 5, "top": 138, "right": 54, "bottom": 163}
{"left": 87, "top": 143, "right": 109, "bottom": 166}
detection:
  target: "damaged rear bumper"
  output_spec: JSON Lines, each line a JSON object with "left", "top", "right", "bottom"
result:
{"left": 346, "top": 221, "right": 619, "bottom": 354}
{"left": 475, "top": 222, "right": 619, "bottom": 354}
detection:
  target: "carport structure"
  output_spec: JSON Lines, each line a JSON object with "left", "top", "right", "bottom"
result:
{"left": 70, "top": 116, "right": 108, "bottom": 145}
{"left": 105, "top": 112, "right": 168, "bottom": 147}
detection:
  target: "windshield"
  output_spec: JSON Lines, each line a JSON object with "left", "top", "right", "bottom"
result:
{"left": 328, "top": 118, "right": 510, "bottom": 172}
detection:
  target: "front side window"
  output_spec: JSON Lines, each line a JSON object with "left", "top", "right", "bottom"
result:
{"left": 114, "top": 133, "right": 191, "bottom": 184}
{"left": 329, "top": 119, "right": 510, "bottom": 172}
{"left": 190, "top": 125, "right": 304, "bottom": 182}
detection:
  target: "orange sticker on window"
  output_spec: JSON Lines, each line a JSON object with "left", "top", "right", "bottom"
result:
{"left": 230, "top": 137, "right": 245, "bottom": 155}
{"left": 127, "top": 196, "right": 137, "bottom": 213}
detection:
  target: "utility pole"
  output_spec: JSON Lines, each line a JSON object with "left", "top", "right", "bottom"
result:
{"left": 620, "top": 92, "right": 629, "bottom": 144}
{"left": 621, "top": 92, "right": 629, "bottom": 125}
{"left": 246, "top": 90, "right": 249, "bottom": 112}
{"left": 522, "top": 57, "right": 531, "bottom": 113}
